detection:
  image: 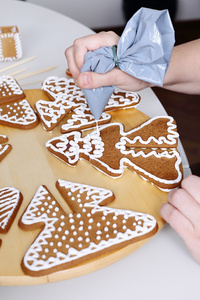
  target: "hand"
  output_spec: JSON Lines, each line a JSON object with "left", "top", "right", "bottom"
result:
{"left": 65, "top": 31, "right": 151, "bottom": 92}
{"left": 161, "top": 175, "right": 200, "bottom": 263}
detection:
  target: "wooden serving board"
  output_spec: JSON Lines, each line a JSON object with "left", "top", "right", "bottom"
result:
{"left": 0, "top": 89, "right": 167, "bottom": 285}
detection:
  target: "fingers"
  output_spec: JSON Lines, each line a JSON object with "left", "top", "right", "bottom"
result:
{"left": 167, "top": 186, "right": 200, "bottom": 230}
{"left": 181, "top": 175, "right": 200, "bottom": 203}
{"left": 161, "top": 200, "right": 200, "bottom": 263}
{"left": 65, "top": 46, "right": 80, "bottom": 81}
{"left": 161, "top": 175, "right": 200, "bottom": 231}
{"left": 161, "top": 201, "right": 200, "bottom": 263}
{"left": 160, "top": 202, "right": 194, "bottom": 242}
{"left": 65, "top": 31, "right": 120, "bottom": 82}
{"left": 72, "top": 31, "right": 119, "bottom": 52}
{"left": 161, "top": 175, "right": 200, "bottom": 262}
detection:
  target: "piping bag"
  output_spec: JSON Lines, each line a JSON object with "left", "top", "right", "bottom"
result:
{"left": 81, "top": 7, "right": 175, "bottom": 120}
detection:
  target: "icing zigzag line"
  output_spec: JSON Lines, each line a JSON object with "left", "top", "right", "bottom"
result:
{"left": 0, "top": 76, "right": 23, "bottom": 95}
{"left": 46, "top": 119, "right": 182, "bottom": 190}
{"left": 119, "top": 117, "right": 179, "bottom": 147}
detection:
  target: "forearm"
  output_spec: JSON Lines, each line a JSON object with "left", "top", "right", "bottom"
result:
{"left": 163, "top": 39, "right": 200, "bottom": 94}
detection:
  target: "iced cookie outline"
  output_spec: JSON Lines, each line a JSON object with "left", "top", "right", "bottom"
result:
{"left": 41, "top": 77, "right": 86, "bottom": 105}
{"left": 115, "top": 116, "right": 179, "bottom": 148}
{"left": 0, "top": 76, "right": 25, "bottom": 104}
{"left": 36, "top": 96, "right": 111, "bottom": 132}
{"left": 60, "top": 106, "right": 111, "bottom": 133}
{"left": 0, "top": 99, "right": 38, "bottom": 129}
{"left": 46, "top": 118, "right": 182, "bottom": 191}
{"left": 41, "top": 76, "right": 140, "bottom": 109}
{"left": 0, "top": 26, "right": 22, "bottom": 62}
{"left": 19, "top": 180, "right": 158, "bottom": 276}
{"left": 38, "top": 76, "right": 140, "bottom": 132}
{"left": 35, "top": 97, "right": 73, "bottom": 132}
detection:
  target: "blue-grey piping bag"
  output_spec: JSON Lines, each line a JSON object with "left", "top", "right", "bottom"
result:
{"left": 81, "top": 7, "right": 175, "bottom": 120}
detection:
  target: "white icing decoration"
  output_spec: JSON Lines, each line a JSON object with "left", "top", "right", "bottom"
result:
{"left": 40, "top": 76, "right": 140, "bottom": 132}
{"left": 0, "top": 144, "right": 10, "bottom": 158}
{"left": 0, "top": 99, "right": 37, "bottom": 126}
{"left": 41, "top": 76, "right": 139, "bottom": 109}
{"left": 0, "top": 187, "right": 21, "bottom": 231}
{"left": 46, "top": 130, "right": 104, "bottom": 166}
{"left": 60, "top": 106, "right": 111, "bottom": 133}
{"left": 41, "top": 77, "right": 86, "bottom": 111}
{"left": 35, "top": 97, "right": 73, "bottom": 130}
{"left": 115, "top": 116, "right": 179, "bottom": 147}
{"left": 0, "top": 76, "right": 23, "bottom": 96}
{"left": 46, "top": 119, "right": 182, "bottom": 191}
{"left": 20, "top": 181, "right": 157, "bottom": 274}
{"left": 0, "top": 29, "right": 22, "bottom": 61}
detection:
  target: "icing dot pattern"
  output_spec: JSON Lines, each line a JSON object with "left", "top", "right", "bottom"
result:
{"left": 0, "top": 99, "right": 38, "bottom": 128}
{"left": 0, "top": 76, "right": 24, "bottom": 104}
{"left": 19, "top": 181, "right": 157, "bottom": 275}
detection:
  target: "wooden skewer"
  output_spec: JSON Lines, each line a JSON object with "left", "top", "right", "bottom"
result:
{"left": 6, "top": 67, "right": 28, "bottom": 76}
{"left": 20, "top": 79, "right": 45, "bottom": 87}
{"left": 15, "top": 66, "right": 57, "bottom": 80}
{"left": 0, "top": 56, "right": 36, "bottom": 74}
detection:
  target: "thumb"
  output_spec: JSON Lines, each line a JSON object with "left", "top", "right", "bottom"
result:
{"left": 77, "top": 69, "right": 152, "bottom": 92}
{"left": 77, "top": 70, "right": 120, "bottom": 89}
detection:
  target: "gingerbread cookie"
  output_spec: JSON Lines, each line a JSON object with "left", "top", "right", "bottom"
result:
{"left": 116, "top": 116, "right": 179, "bottom": 148}
{"left": 0, "top": 76, "right": 25, "bottom": 105}
{"left": 0, "top": 143, "right": 12, "bottom": 163}
{"left": 105, "top": 88, "right": 140, "bottom": 111}
{"left": 19, "top": 180, "right": 158, "bottom": 276}
{"left": 0, "top": 187, "right": 23, "bottom": 234}
{"left": 0, "top": 26, "right": 22, "bottom": 62}
{"left": 41, "top": 77, "right": 86, "bottom": 105}
{"left": 36, "top": 97, "right": 111, "bottom": 132}
{"left": 41, "top": 77, "right": 140, "bottom": 109}
{"left": 0, "top": 134, "right": 12, "bottom": 163}
{"left": 0, "top": 99, "right": 38, "bottom": 129}
{"left": 0, "top": 134, "right": 8, "bottom": 144}
{"left": 60, "top": 107, "right": 111, "bottom": 133}
{"left": 37, "top": 76, "right": 140, "bottom": 132}
{"left": 46, "top": 117, "right": 182, "bottom": 191}
{"left": 35, "top": 97, "right": 73, "bottom": 132}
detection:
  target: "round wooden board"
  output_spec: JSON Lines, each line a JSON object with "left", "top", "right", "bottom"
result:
{"left": 0, "top": 89, "right": 167, "bottom": 285}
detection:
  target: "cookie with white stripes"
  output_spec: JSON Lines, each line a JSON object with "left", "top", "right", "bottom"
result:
{"left": 0, "top": 187, "right": 23, "bottom": 234}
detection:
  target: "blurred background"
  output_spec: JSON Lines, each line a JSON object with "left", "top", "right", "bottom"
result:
{"left": 17, "top": 0, "right": 200, "bottom": 174}
{"left": 18, "top": 0, "right": 200, "bottom": 29}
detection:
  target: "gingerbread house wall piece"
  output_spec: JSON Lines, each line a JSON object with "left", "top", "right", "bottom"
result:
{"left": 0, "top": 26, "right": 23, "bottom": 62}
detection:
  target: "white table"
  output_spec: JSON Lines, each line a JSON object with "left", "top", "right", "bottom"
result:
{"left": 1, "top": 1, "right": 199, "bottom": 299}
